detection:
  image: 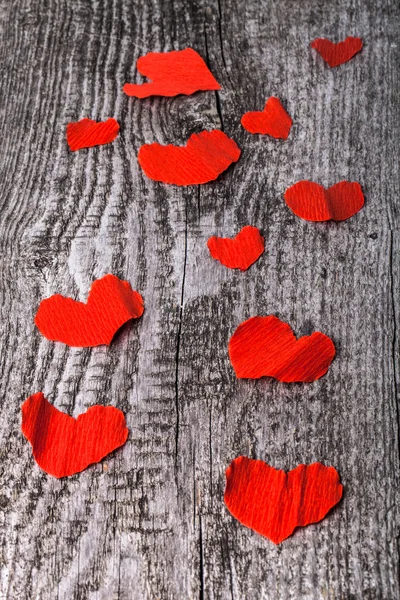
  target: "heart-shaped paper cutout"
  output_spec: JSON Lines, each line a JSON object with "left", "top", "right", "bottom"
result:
{"left": 224, "top": 457, "right": 343, "bottom": 544}
{"left": 207, "top": 226, "right": 264, "bottom": 270}
{"left": 311, "top": 37, "right": 363, "bottom": 68}
{"left": 35, "top": 274, "right": 144, "bottom": 347}
{"left": 229, "top": 315, "right": 335, "bottom": 382}
{"left": 284, "top": 180, "right": 364, "bottom": 222}
{"left": 138, "top": 130, "right": 241, "bottom": 186}
{"left": 22, "top": 392, "right": 129, "bottom": 478}
{"left": 241, "top": 97, "right": 292, "bottom": 139}
{"left": 66, "top": 118, "right": 120, "bottom": 151}
{"left": 123, "top": 48, "right": 220, "bottom": 98}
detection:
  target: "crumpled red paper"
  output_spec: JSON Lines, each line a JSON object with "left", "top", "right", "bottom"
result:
{"left": 35, "top": 274, "right": 144, "bottom": 347}
{"left": 228, "top": 315, "right": 335, "bottom": 382}
{"left": 241, "top": 97, "right": 292, "bottom": 139}
{"left": 138, "top": 130, "right": 241, "bottom": 186}
{"left": 207, "top": 225, "right": 264, "bottom": 270}
{"left": 66, "top": 118, "right": 120, "bottom": 151}
{"left": 284, "top": 180, "right": 364, "bottom": 222}
{"left": 123, "top": 48, "right": 220, "bottom": 98}
{"left": 21, "top": 392, "right": 129, "bottom": 478}
{"left": 311, "top": 37, "right": 363, "bottom": 68}
{"left": 224, "top": 457, "right": 343, "bottom": 544}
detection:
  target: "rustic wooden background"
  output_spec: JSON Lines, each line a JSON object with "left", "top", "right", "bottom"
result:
{"left": 0, "top": 0, "right": 399, "bottom": 598}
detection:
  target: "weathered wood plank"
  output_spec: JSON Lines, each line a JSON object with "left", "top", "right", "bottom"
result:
{"left": 0, "top": 0, "right": 399, "bottom": 598}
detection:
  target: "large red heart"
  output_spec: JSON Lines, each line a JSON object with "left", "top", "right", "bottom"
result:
{"left": 228, "top": 315, "right": 335, "bottom": 382}
{"left": 284, "top": 180, "right": 364, "bottom": 222}
{"left": 224, "top": 457, "right": 343, "bottom": 544}
{"left": 241, "top": 97, "right": 292, "bottom": 139}
{"left": 34, "top": 274, "right": 144, "bottom": 347}
{"left": 311, "top": 37, "right": 363, "bottom": 68}
{"left": 123, "top": 48, "right": 220, "bottom": 98}
{"left": 207, "top": 226, "right": 264, "bottom": 270}
{"left": 21, "top": 392, "right": 129, "bottom": 478}
{"left": 138, "top": 130, "right": 241, "bottom": 186}
{"left": 66, "top": 118, "right": 120, "bottom": 151}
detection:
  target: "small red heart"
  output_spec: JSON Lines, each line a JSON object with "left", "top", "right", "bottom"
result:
{"left": 123, "top": 48, "right": 220, "bottom": 98}
{"left": 241, "top": 97, "right": 293, "bottom": 139}
{"left": 224, "top": 457, "right": 343, "bottom": 544}
{"left": 284, "top": 180, "right": 364, "bottom": 222}
{"left": 21, "top": 392, "right": 129, "bottom": 478}
{"left": 311, "top": 37, "right": 363, "bottom": 68}
{"left": 207, "top": 226, "right": 264, "bottom": 270}
{"left": 138, "top": 130, "right": 241, "bottom": 186}
{"left": 66, "top": 118, "right": 119, "bottom": 151}
{"left": 229, "top": 315, "right": 335, "bottom": 382}
{"left": 35, "top": 274, "right": 144, "bottom": 347}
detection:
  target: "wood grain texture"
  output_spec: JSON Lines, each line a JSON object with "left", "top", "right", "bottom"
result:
{"left": 0, "top": 0, "right": 399, "bottom": 598}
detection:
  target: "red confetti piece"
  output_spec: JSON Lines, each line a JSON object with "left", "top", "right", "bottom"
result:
{"left": 229, "top": 315, "right": 335, "bottom": 382}
{"left": 123, "top": 48, "right": 220, "bottom": 98}
{"left": 138, "top": 130, "right": 241, "bottom": 186}
{"left": 224, "top": 457, "right": 343, "bottom": 544}
{"left": 66, "top": 118, "right": 120, "bottom": 151}
{"left": 284, "top": 180, "right": 364, "bottom": 222}
{"left": 241, "top": 97, "right": 293, "bottom": 139}
{"left": 311, "top": 36, "right": 363, "bottom": 68}
{"left": 21, "top": 392, "right": 128, "bottom": 478}
{"left": 207, "top": 225, "right": 265, "bottom": 271}
{"left": 35, "top": 274, "right": 144, "bottom": 347}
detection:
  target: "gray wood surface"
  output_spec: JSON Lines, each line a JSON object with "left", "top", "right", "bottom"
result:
{"left": 0, "top": 0, "right": 399, "bottom": 598}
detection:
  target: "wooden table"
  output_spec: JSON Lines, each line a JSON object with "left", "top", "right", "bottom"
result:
{"left": 0, "top": 0, "right": 399, "bottom": 598}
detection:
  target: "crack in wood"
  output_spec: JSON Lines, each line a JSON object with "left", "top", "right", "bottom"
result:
{"left": 199, "top": 515, "right": 205, "bottom": 600}
{"left": 174, "top": 199, "right": 188, "bottom": 465}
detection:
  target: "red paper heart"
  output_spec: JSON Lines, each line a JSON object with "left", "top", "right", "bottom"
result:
{"left": 35, "top": 274, "right": 144, "bottom": 347}
{"left": 229, "top": 315, "right": 335, "bottom": 382}
{"left": 21, "top": 392, "right": 129, "bottom": 478}
{"left": 66, "top": 118, "right": 119, "bottom": 151}
{"left": 284, "top": 180, "right": 364, "bottom": 222}
{"left": 311, "top": 37, "right": 363, "bottom": 68}
{"left": 241, "top": 97, "right": 293, "bottom": 139}
{"left": 138, "top": 130, "right": 241, "bottom": 186}
{"left": 123, "top": 48, "right": 220, "bottom": 98}
{"left": 207, "top": 226, "right": 264, "bottom": 270}
{"left": 224, "top": 457, "right": 343, "bottom": 544}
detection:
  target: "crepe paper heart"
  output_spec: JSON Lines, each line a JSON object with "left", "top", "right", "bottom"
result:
{"left": 311, "top": 37, "right": 363, "bottom": 68}
{"left": 241, "top": 97, "right": 293, "bottom": 139}
{"left": 123, "top": 48, "right": 220, "bottom": 98}
{"left": 207, "top": 226, "right": 264, "bottom": 271}
{"left": 21, "top": 392, "right": 128, "bottom": 478}
{"left": 35, "top": 274, "right": 144, "bottom": 347}
{"left": 224, "top": 457, "right": 343, "bottom": 544}
{"left": 138, "top": 130, "right": 241, "bottom": 186}
{"left": 284, "top": 181, "right": 364, "bottom": 222}
{"left": 229, "top": 315, "right": 335, "bottom": 382}
{"left": 66, "top": 118, "right": 120, "bottom": 151}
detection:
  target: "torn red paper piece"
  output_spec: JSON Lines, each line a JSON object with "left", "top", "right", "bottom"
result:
{"left": 123, "top": 48, "right": 220, "bottom": 98}
{"left": 21, "top": 392, "right": 128, "bottom": 478}
{"left": 138, "top": 130, "right": 241, "bottom": 186}
{"left": 284, "top": 181, "right": 364, "bottom": 222}
{"left": 224, "top": 457, "right": 343, "bottom": 544}
{"left": 35, "top": 274, "right": 144, "bottom": 347}
{"left": 311, "top": 37, "right": 363, "bottom": 68}
{"left": 229, "top": 315, "right": 335, "bottom": 382}
{"left": 207, "top": 226, "right": 264, "bottom": 270}
{"left": 241, "top": 97, "right": 292, "bottom": 139}
{"left": 66, "top": 118, "right": 120, "bottom": 151}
